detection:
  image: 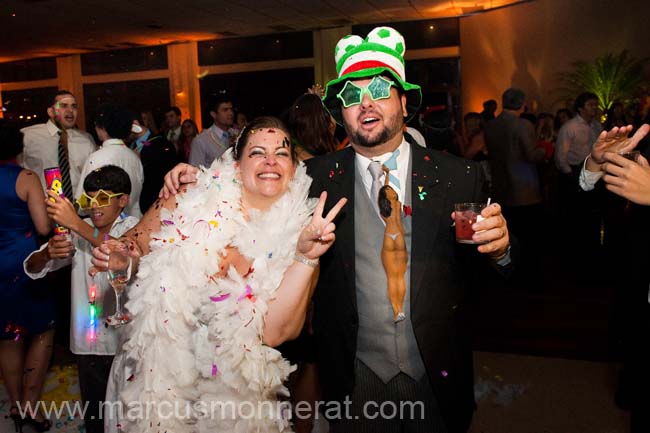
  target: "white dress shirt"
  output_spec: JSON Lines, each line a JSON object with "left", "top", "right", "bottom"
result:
{"left": 24, "top": 215, "right": 139, "bottom": 355}
{"left": 355, "top": 138, "right": 411, "bottom": 206}
{"left": 76, "top": 139, "right": 144, "bottom": 217}
{"left": 20, "top": 120, "right": 96, "bottom": 191}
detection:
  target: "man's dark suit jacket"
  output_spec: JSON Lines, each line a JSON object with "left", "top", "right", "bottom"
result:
{"left": 305, "top": 140, "right": 501, "bottom": 433}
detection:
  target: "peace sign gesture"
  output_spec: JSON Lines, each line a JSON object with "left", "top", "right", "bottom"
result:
{"left": 296, "top": 191, "right": 347, "bottom": 261}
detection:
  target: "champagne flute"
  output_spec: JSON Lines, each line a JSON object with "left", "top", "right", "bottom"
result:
{"left": 106, "top": 242, "right": 132, "bottom": 326}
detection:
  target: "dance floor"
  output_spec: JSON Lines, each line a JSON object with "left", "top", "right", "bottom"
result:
{"left": 0, "top": 351, "right": 628, "bottom": 433}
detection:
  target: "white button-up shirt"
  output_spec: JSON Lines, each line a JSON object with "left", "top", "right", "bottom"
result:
{"left": 77, "top": 139, "right": 144, "bottom": 218}
{"left": 20, "top": 120, "right": 96, "bottom": 191}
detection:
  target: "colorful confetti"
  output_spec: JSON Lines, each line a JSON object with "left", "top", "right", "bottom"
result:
{"left": 211, "top": 364, "right": 218, "bottom": 376}
{"left": 209, "top": 293, "right": 230, "bottom": 302}
{"left": 403, "top": 205, "right": 412, "bottom": 216}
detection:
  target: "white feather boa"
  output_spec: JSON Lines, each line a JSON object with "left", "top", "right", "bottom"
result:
{"left": 117, "top": 150, "right": 316, "bottom": 432}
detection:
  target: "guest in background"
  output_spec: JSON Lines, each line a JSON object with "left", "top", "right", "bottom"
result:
{"left": 189, "top": 95, "right": 236, "bottom": 167}
{"left": 140, "top": 109, "right": 159, "bottom": 136}
{"left": 177, "top": 119, "right": 198, "bottom": 163}
{"left": 79, "top": 106, "right": 143, "bottom": 217}
{"left": 286, "top": 93, "right": 339, "bottom": 161}
{"left": 480, "top": 99, "right": 498, "bottom": 123}
{"left": 163, "top": 106, "right": 182, "bottom": 155}
{"left": 130, "top": 112, "right": 181, "bottom": 213}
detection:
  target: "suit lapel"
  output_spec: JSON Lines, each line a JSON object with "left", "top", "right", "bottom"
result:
{"left": 409, "top": 143, "right": 444, "bottom": 311}
{"left": 323, "top": 147, "right": 358, "bottom": 310}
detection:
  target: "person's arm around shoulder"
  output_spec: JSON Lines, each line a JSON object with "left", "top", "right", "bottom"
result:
{"left": 16, "top": 169, "right": 51, "bottom": 236}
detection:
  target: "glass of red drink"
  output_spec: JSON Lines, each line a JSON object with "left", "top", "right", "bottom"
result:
{"left": 454, "top": 202, "right": 486, "bottom": 244}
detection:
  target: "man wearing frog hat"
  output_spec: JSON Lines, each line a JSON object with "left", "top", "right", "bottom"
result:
{"left": 307, "top": 26, "right": 513, "bottom": 432}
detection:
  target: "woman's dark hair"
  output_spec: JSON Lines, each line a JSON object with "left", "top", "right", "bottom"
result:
{"left": 287, "top": 93, "right": 338, "bottom": 157}
{"left": 0, "top": 120, "right": 24, "bottom": 160}
{"left": 233, "top": 116, "right": 293, "bottom": 161}
{"left": 83, "top": 165, "right": 132, "bottom": 195}
{"left": 378, "top": 185, "right": 394, "bottom": 218}
{"left": 181, "top": 119, "right": 198, "bottom": 136}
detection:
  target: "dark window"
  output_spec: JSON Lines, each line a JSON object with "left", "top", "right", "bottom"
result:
{"left": 198, "top": 68, "right": 313, "bottom": 126}
{"left": 0, "top": 87, "right": 58, "bottom": 127}
{"left": 83, "top": 79, "right": 170, "bottom": 135}
{"left": 198, "top": 32, "right": 313, "bottom": 66}
{"left": 0, "top": 58, "right": 57, "bottom": 83}
{"left": 352, "top": 18, "right": 459, "bottom": 49}
{"left": 81, "top": 46, "right": 168, "bottom": 76}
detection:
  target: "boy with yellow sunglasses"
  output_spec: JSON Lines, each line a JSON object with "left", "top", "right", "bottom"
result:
{"left": 23, "top": 165, "right": 139, "bottom": 433}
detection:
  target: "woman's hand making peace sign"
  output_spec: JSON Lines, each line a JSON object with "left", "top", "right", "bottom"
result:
{"left": 296, "top": 191, "right": 347, "bottom": 261}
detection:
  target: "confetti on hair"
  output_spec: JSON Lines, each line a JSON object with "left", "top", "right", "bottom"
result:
{"left": 441, "top": 370, "right": 448, "bottom": 377}
{"left": 418, "top": 191, "right": 427, "bottom": 201}
{"left": 328, "top": 170, "right": 335, "bottom": 179}
{"left": 424, "top": 155, "right": 431, "bottom": 161}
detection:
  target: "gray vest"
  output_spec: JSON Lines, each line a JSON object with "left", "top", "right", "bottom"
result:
{"left": 354, "top": 157, "right": 426, "bottom": 383}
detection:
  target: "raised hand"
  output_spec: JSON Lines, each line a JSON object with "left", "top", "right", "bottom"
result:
{"left": 601, "top": 152, "right": 650, "bottom": 205}
{"left": 296, "top": 191, "right": 347, "bottom": 261}
{"left": 46, "top": 190, "right": 80, "bottom": 229}
{"left": 588, "top": 124, "right": 650, "bottom": 169}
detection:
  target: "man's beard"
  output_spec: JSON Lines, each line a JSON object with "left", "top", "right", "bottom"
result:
{"left": 344, "top": 120, "right": 401, "bottom": 148}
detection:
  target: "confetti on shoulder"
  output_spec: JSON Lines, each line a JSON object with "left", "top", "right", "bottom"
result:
{"left": 209, "top": 293, "right": 231, "bottom": 302}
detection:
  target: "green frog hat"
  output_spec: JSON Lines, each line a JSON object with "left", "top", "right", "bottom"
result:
{"left": 322, "top": 26, "right": 422, "bottom": 125}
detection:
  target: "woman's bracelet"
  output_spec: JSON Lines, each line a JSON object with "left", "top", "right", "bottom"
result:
{"left": 294, "top": 253, "right": 319, "bottom": 268}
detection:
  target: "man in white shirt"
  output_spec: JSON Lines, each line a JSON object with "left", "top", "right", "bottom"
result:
{"left": 188, "top": 95, "right": 236, "bottom": 167}
{"left": 20, "top": 90, "right": 96, "bottom": 191}
{"left": 78, "top": 107, "right": 143, "bottom": 217}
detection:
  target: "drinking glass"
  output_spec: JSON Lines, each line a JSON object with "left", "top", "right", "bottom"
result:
{"left": 106, "top": 242, "right": 132, "bottom": 326}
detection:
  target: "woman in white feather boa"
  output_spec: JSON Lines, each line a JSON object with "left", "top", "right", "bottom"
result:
{"left": 91, "top": 116, "right": 346, "bottom": 433}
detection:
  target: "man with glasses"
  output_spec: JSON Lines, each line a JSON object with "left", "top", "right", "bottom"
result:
{"left": 309, "top": 26, "right": 512, "bottom": 433}
{"left": 21, "top": 90, "right": 96, "bottom": 193}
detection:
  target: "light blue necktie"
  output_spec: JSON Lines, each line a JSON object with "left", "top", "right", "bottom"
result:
{"left": 383, "top": 149, "right": 401, "bottom": 190}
